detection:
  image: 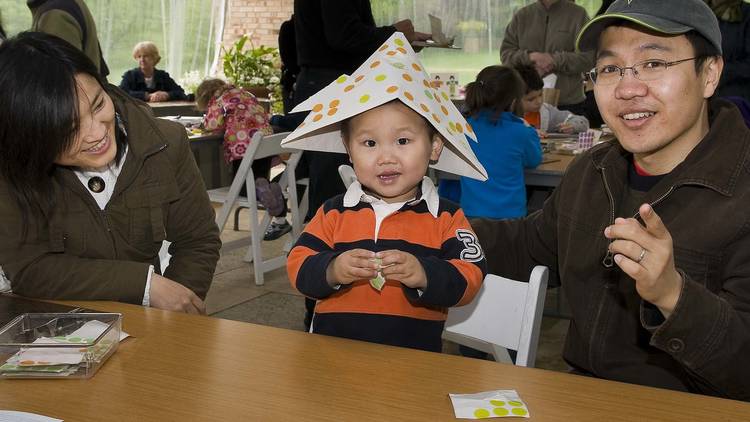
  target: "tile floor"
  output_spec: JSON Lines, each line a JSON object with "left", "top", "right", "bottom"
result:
{"left": 204, "top": 205, "right": 570, "bottom": 372}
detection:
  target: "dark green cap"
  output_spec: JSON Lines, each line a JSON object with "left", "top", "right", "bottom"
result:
{"left": 576, "top": 0, "right": 722, "bottom": 54}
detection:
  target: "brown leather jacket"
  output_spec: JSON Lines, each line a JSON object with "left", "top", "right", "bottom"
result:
{"left": 472, "top": 99, "right": 750, "bottom": 400}
{"left": 0, "top": 87, "right": 220, "bottom": 303}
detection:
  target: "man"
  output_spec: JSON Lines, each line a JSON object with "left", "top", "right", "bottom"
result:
{"left": 474, "top": 0, "right": 750, "bottom": 400}
{"left": 500, "top": 0, "right": 593, "bottom": 114}
{"left": 27, "top": 0, "right": 109, "bottom": 77}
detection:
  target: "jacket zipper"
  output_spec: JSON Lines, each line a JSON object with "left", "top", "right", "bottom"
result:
{"left": 600, "top": 167, "right": 616, "bottom": 267}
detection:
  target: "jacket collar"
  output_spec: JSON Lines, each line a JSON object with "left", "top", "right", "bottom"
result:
{"left": 591, "top": 98, "right": 750, "bottom": 197}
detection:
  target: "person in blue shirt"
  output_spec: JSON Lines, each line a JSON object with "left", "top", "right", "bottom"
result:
{"left": 443, "top": 65, "right": 542, "bottom": 219}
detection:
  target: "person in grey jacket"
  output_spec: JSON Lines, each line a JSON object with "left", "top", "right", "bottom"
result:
{"left": 0, "top": 33, "right": 220, "bottom": 314}
{"left": 500, "top": 0, "right": 594, "bottom": 114}
{"left": 474, "top": 0, "right": 750, "bottom": 400}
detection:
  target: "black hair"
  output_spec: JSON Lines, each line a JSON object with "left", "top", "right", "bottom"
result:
{"left": 339, "top": 99, "right": 437, "bottom": 143}
{"left": 464, "top": 65, "right": 525, "bottom": 124}
{"left": 0, "top": 32, "right": 122, "bottom": 225}
{"left": 514, "top": 64, "right": 544, "bottom": 93}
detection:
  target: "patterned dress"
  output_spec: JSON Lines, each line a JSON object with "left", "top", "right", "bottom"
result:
{"left": 203, "top": 87, "right": 273, "bottom": 163}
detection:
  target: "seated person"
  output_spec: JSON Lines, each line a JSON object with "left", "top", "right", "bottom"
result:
{"left": 0, "top": 32, "right": 220, "bottom": 314}
{"left": 458, "top": 65, "right": 542, "bottom": 220}
{"left": 515, "top": 64, "right": 589, "bottom": 136}
{"left": 285, "top": 33, "right": 487, "bottom": 352}
{"left": 119, "top": 41, "right": 187, "bottom": 102}
{"left": 195, "top": 78, "right": 291, "bottom": 241}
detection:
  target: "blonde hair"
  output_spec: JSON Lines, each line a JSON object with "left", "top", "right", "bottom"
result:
{"left": 132, "top": 41, "right": 161, "bottom": 65}
{"left": 195, "top": 78, "right": 231, "bottom": 111}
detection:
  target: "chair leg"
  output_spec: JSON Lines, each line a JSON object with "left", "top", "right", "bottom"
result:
{"left": 233, "top": 206, "right": 248, "bottom": 231}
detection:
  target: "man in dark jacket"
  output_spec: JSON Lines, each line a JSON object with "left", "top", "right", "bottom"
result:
{"left": 473, "top": 0, "right": 750, "bottom": 400}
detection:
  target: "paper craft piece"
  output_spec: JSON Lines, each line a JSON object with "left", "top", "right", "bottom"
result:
{"left": 369, "top": 258, "right": 386, "bottom": 291}
{"left": 0, "top": 410, "right": 63, "bottom": 422}
{"left": 542, "top": 73, "right": 557, "bottom": 89}
{"left": 285, "top": 32, "right": 487, "bottom": 181}
{"left": 429, "top": 14, "right": 453, "bottom": 46}
{"left": 431, "top": 73, "right": 460, "bottom": 99}
{"left": 449, "top": 390, "right": 530, "bottom": 419}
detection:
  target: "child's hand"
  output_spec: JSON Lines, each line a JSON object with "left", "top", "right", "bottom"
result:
{"left": 556, "top": 122, "right": 575, "bottom": 133}
{"left": 536, "top": 129, "right": 548, "bottom": 139}
{"left": 376, "top": 250, "right": 427, "bottom": 290}
{"left": 326, "top": 249, "right": 378, "bottom": 287}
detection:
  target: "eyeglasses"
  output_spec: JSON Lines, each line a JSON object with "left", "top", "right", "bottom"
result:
{"left": 587, "top": 57, "right": 699, "bottom": 86}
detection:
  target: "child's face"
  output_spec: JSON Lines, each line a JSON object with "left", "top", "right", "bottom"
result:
{"left": 521, "top": 89, "right": 543, "bottom": 114}
{"left": 343, "top": 101, "right": 443, "bottom": 203}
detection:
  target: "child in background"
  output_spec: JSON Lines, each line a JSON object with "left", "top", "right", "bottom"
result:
{"left": 195, "top": 79, "right": 291, "bottom": 241}
{"left": 284, "top": 33, "right": 487, "bottom": 352}
{"left": 515, "top": 64, "right": 589, "bottom": 136}
{"left": 456, "top": 65, "right": 542, "bottom": 220}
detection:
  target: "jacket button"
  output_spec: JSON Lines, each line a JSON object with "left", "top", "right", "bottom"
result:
{"left": 668, "top": 338, "right": 685, "bottom": 353}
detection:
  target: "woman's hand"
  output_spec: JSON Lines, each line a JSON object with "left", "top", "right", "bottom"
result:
{"left": 147, "top": 91, "right": 170, "bottom": 102}
{"left": 377, "top": 250, "right": 427, "bottom": 290}
{"left": 326, "top": 249, "right": 378, "bottom": 287}
{"left": 149, "top": 274, "right": 206, "bottom": 314}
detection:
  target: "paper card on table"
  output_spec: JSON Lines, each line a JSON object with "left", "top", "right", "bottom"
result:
{"left": 430, "top": 73, "right": 460, "bottom": 99}
{"left": 286, "top": 32, "right": 487, "bottom": 181}
{"left": 0, "top": 410, "right": 63, "bottom": 422}
{"left": 449, "top": 390, "right": 530, "bottom": 419}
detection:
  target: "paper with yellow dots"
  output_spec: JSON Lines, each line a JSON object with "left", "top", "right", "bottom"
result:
{"left": 282, "top": 32, "right": 487, "bottom": 181}
{"left": 449, "top": 390, "right": 530, "bottom": 419}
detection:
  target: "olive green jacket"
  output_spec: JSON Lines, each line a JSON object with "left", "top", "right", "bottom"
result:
{"left": 500, "top": 0, "right": 594, "bottom": 105}
{"left": 0, "top": 87, "right": 221, "bottom": 304}
{"left": 28, "top": 0, "right": 108, "bottom": 77}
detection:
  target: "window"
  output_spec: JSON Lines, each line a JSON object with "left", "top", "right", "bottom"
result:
{"left": 0, "top": 0, "right": 225, "bottom": 88}
{"left": 370, "top": 0, "right": 602, "bottom": 85}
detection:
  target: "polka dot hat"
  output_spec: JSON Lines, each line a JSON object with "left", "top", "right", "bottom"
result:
{"left": 281, "top": 32, "right": 487, "bottom": 181}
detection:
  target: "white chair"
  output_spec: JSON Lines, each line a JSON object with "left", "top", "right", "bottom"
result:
{"left": 208, "top": 131, "right": 308, "bottom": 285}
{"left": 442, "top": 266, "right": 549, "bottom": 367}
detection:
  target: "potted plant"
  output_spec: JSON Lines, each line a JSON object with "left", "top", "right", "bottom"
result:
{"left": 221, "top": 34, "right": 281, "bottom": 98}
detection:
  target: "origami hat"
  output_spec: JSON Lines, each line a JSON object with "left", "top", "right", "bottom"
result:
{"left": 281, "top": 32, "right": 487, "bottom": 181}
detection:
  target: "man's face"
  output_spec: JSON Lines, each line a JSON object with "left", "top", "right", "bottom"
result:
{"left": 594, "top": 26, "right": 721, "bottom": 169}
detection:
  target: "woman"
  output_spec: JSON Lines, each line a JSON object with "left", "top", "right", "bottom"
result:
{"left": 119, "top": 41, "right": 187, "bottom": 102}
{"left": 0, "top": 32, "right": 220, "bottom": 313}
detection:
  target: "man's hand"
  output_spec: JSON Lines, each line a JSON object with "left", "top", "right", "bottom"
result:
{"left": 149, "top": 274, "right": 206, "bottom": 314}
{"left": 393, "top": 19, "right": 431, "bottom": 45}
{"left": 377, "top": 250, "right": 427, "bottom": 290}
{"left": 604, "top": 204, "right": 684, "bottom": 317}
{"left": 529, "top": 52, "right": 554, "bottom": 76}
{"left": 326, "top": 249, "right": 378, "bottom": 287}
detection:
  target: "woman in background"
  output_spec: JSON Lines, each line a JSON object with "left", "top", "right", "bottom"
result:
{"left": 0, "top": 32, "right": 220, "bottom": 313}
{"left": 119, "top": 41, "right": 186, "bottom": 102}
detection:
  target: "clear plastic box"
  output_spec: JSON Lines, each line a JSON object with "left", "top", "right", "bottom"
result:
{"left": 0, "top": 312, "right": 122, "bottom": 379}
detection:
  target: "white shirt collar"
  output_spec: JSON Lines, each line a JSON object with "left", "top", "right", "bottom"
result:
{"left": 342, "top": 176, "right": 440, "bottom": 218}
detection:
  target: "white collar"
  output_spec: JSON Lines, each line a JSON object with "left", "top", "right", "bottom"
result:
{"left": 343, "top": 176, "right": 440, "bottom": 218}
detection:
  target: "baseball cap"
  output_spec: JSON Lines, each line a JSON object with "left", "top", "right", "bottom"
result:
{"left": 576, "top": 0, "right": 722, "bottom": 54}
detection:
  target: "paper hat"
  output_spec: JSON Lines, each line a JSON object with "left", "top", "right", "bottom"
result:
{"left": 281, "top": 32, "right": 487, "bottom": 181}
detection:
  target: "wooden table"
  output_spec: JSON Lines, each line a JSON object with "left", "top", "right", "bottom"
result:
{"left": 148, "top": 101, "right": 202, "bottom": 117}
{"left": 525, "top": 153, "right": 575, "bottom": 188}
{"left": 2, "top": 301, "right": 748, "bottom": 421}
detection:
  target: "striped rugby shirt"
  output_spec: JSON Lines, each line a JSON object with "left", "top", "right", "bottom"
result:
{"left": 287, "top": 178, "right": 487, "bottom": 352}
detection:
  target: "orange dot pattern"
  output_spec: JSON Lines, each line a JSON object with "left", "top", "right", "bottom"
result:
{"left": 370, "top": 60, "right": 381, "bottom": 68}
{"left": 404, "top": 92, "right": 414, "bottom": 101}
{"left": 312, "top": 104, "right": 323, "bottom": 113}
{"left": 402, "top": 74, "right": 413, "bottom": 82}
{"left": 387, "top": 86, "right": 398, "bottom": 93}
{"left": 329, "top": 99, "right": 340, "bottom": 108}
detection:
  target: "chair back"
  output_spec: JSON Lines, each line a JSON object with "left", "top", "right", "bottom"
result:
{"left": 443, "top": 266, "right": 548, "bottom": 367}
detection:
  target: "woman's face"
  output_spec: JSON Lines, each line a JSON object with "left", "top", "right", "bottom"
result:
{"left": 55, "top": 73, "right": 117, "bottom": 169}
{"left": 135, "top": 51, "right": 156, "bottom": 74}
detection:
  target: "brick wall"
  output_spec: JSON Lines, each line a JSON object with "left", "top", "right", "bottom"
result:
{"left": 222, "top": 0, "right": 294, "bottom": 49}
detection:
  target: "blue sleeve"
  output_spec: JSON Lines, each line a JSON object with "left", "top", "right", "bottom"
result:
{"left": 522, "top": 127, "right": 543, "bottom": 168}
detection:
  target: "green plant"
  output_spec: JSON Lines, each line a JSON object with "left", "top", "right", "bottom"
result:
{"left": 221, "top": 34, "right": 281, "bottom": 89}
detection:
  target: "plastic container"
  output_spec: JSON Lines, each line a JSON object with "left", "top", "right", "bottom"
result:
{"left": 0, "top": 312, "right": 122, "bottom": 379}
